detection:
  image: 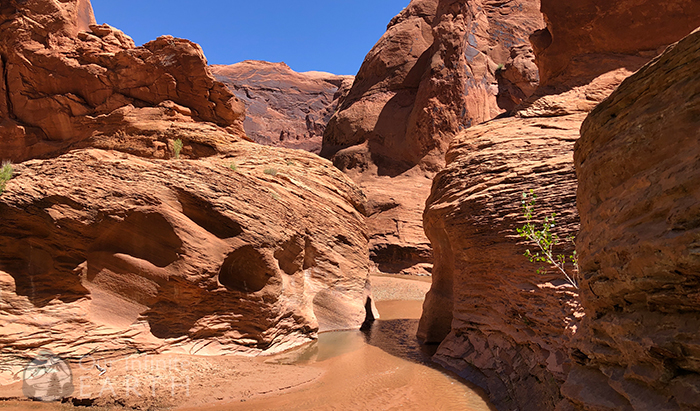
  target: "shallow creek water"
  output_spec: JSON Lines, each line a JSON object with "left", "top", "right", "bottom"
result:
{"left": 0, "top": 277, "right": 495, "bottom": 411}
{"left": 179, "top": 298, "right": 495, "bottom": 411}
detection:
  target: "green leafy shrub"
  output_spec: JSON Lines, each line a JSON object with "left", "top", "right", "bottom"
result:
{"left": 229, "top": 162, "right": 238, "bottom": 172}
{"left": 0, "top": 161, "right": 13, "bottom": 193}
{"left": 173, "top": 139, "right": 183, "bottom": 159}
{"left": 263, "top": 168, "right": 277, "bottom": 176}
{"left": 516, "top": 190, "right": 579, "bottom": 288}
{"left": 496, "top": 63, "right": 504, "bottom": 71}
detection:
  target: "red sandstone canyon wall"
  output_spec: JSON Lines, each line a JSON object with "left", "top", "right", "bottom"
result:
{"left": 321, "top": 0, "right": 545, "bottom": 277}
{"left": 418, "top": 1, "right": 700, "bottom": 409}
{"left": 563, "top": 28, "right": 700, "bottom": 411}
{"left": 0, "top": 0, "right": 373, "bottom": 373}
{"left": 420, "top": 111, "right": 583, "bottom": 411}
{"left": 0, "top": 0, "right": 246, "bottom": 162}
{"left": 521, "top": 0, "right": 700, "bottom": 117}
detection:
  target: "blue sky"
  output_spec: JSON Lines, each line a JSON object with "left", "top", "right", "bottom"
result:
{"left": 91, "top": 1, "right": 409, "bottom": 75}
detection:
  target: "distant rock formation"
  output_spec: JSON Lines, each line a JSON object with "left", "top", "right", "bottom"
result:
{"left": 321, "top": 0, "right": 545, "bottom": 276}
{"left": 565, "top": 28, "right": 700, "bottom": 411}
{"left": 211, "top": 61, "right": 353, "bottom": 154}
{"left": 418, "top": 0, "right": 700, "bottom": 409}
{"left": 0, "top": 0, "right": 373, "bottom": 372}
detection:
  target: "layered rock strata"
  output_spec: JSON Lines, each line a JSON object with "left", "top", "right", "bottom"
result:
{"left": 211, "top": 61, "right": 353, "bottom": 154}
{"left": 0, "top": 142, "right": 368, "bottom": 362}
{"left": 418, "top": 2, "right": 700, "bottom": 410}
{"left": 0, "top": 0, "right": 245, "bottom": 163}
{"left": 322, "top": 0, "right": 545, "bottom": 276}
{"left": 0, "top": 144, "right": 371, "bottom": 371}
{"left": 563, "top": 28, "right": 700, "bottom": 411}
{"left": 419, "top": 114, "right": 583, "bottom": 410}
{"left": 0, "top": 0, "right": 373, "bottom": 384}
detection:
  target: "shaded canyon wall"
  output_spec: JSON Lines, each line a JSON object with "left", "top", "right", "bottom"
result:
{"left": 418, "top": 0, "right": 700, "bottom": 410}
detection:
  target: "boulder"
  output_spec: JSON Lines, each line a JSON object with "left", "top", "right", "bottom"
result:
{"left": 566, "top": 27, "right": 700, "bottom": 410}
{"left": 0, "top": 0, "right": 245, "bottom": 162}
{"left": 211, "top": 61, "right": 353, "bottom": 154}
{"left": 496, "top": 44, "right": 540, "bottom": 113}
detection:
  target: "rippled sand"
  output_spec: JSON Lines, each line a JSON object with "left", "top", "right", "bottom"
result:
{"left": 178, "top": 296, "right": 495, "bottom": 411}
{"left": 1, "top": 276, "right": 495, "bottom": 410}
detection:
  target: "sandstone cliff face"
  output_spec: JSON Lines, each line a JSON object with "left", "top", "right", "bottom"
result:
{"left": 322, "top": 0, "right": 544, "bottom": 276}
{"left": 419, "top": 114, "right": 583, "bottom": 411}
{"left": 563, "top": 28, "right": 700, "bottom": 411}
{"left": 0, "top": 0, "right": 245, "bottom": 162}
{"left": 418, "top": 2, "right": 700, "bottom": 410}
{"left": 0, "top": 0, "right": 373, "bottom": 378}
{"left": 534, "top": 0, "right": 700, "bottom": 90}
{"left": 324, "top": 0, "right": 544, "bottom": 171}
{"left": 0, "top": 145, "right": 370, "bottom": 365}
{"left": 521, "top": 0, "right": 700, "bottom": 117}
{"left": 211, "top": 61, "right": 353, "bottom": 154}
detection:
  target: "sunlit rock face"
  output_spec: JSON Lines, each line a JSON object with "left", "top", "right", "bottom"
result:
{"left": 419, "top": 113, "right": 583, "bottom": 411}
{"left": 0, "top": 0, "right": 246, "bottom": 163}
{"left": 323, "top": 0, "right": 545, "bottom": 170}
{"left": 211, "top": 61, "right": 354, "bottom": 154}
{"left": 534, "top": 0, "right": 700, "bottom": 90}
{"left": 417, "top": 0, "right": 700, "bottom": 409}
{"left": 0, "top": 145, "right": 371, "bottom": 363}
{"left": 0, "top": 0, "right": 373, "bottom": 376}
{"left": 321, "top": 0, "right": 545, "bottom": 277}
{"left": 565, "top": 28, "right": 700, "bottom": 411}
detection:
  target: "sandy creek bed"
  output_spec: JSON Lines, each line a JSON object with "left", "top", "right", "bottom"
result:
{"left": 0, "top": 275, "right": 494, "bottom": 410}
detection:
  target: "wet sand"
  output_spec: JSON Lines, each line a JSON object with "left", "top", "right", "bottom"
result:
{"left": 0, "top": 352, "right": 322, "bottom": 410}
{"left": 1, "top": 275, "right": 495, "bottom": 410}
{"left": 0, "top": 405, "right": 94, "bottom": 411}
{"left": 186, "top": 299, "right": 495, "bottom": 411}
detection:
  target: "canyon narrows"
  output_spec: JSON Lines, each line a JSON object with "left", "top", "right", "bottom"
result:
{"left": 414, "top": 1, "right": 700, "bottom": 410}
{"left": 1, "top": 0, "right": 700, "bottom": 410}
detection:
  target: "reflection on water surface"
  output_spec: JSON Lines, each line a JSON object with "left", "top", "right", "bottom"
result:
{"left": 190, "top": 299, "right": 495, "bottom": 411}
{"left": 0, "top": 290, "right": 495, "bottom": 411}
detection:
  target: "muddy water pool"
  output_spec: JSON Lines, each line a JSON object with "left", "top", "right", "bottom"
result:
{"left": 179, "top": 297, "right": 495, "bottom": 411}
{"left": 1, "top": 276, "right": 495, "bottom": 410}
